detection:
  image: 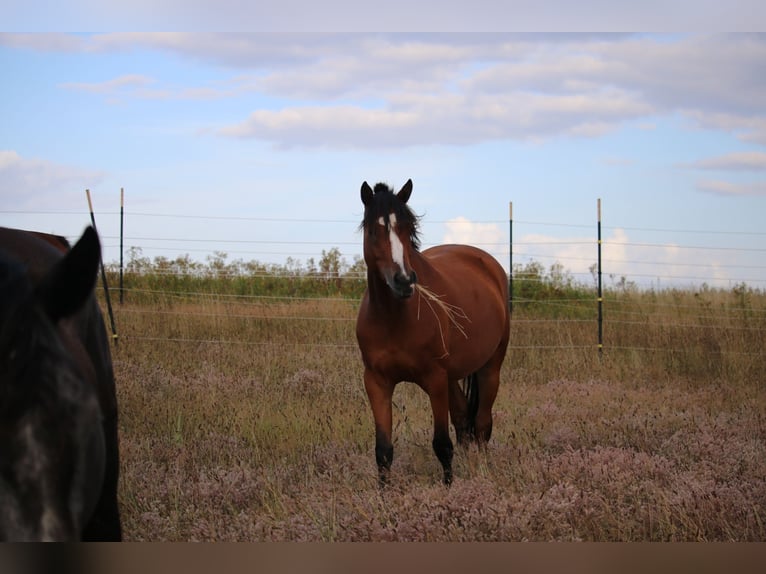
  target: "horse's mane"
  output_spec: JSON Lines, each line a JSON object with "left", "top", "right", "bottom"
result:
{"left": 360, "top": 182, "right": 422, "bottom": 250}
{"left": 0, "top": 258, "right": 71, "bottom": 417}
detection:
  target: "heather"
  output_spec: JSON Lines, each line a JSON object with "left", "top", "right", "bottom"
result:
{"left": 106, "top": 257, "right": 766, "bottom": 541}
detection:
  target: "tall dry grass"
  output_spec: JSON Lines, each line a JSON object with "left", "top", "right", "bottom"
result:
{"left": 107, "top": 271, "right": 766, "bottom": 541}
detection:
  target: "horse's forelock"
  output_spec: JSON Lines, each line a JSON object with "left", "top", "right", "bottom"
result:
{"left": 361, "top": 183, "right": 421, "bottom": 250}
{"left": 372, "top": 182, "right": 394, "bottom": 196}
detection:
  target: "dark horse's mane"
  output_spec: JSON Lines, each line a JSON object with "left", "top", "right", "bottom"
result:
{"left": 359, "top": 182, "right": 422, "bottom": 251}
{"left": 0, "top": 257, "right": 67, "bottom": 416}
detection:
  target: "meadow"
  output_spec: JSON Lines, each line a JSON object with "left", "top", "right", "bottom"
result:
{"left": 107, "top": 254, "right": 766, "bottom": 541}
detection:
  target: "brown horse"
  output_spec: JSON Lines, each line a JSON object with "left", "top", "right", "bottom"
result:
{"left": 355, "top": 179, "right": 510, "bottom": 485}
{"left": 0, "top": 226, "right": 122, "bottom": 540}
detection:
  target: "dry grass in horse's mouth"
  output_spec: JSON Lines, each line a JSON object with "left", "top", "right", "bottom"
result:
{"left": 413, "top": 283, "right": 470, "bottom": 341}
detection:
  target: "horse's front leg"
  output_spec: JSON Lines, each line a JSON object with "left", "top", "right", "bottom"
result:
{"left": 424, "top": 372, "right": 454, "bottom": 485}
{"left": 363, "top": 368, "right": 394, "bottom": 487}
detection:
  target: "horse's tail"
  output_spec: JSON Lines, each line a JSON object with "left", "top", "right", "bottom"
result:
{"left": 464, "top": 372, "right": 480, "bottom": 439}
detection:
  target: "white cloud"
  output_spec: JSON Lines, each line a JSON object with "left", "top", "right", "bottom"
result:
{"left": 695, "top": 180, "right": 766, "bottom": 197}
{"left": 513, "top": 227, "right": 739, "bottom": 287}
{"left": 684, "top": 151, "right": 766, "bottom": 171}
{"left": 59, "top": 73, "right": 247, "bottom": 103}
{"left": 213, "top": 34, "right": 766, "bottom": 148}
{"left": 685, "top": 110, "right": 766, "bottom": 146}
{"left": 78, "top": 74, "right": 152, "bottom": 91}
{"left": 514, "top": 230, "right": 596, "bottom": 278}
{"left": 0, "top": 32, "right": 84, "bottom": 51}
{"left": 441, "top": 217, "right": 507, "bottom": 268}
{"left": 592, "top": 35, "right": 766, "bottom": 116}
{"left": 5, "top": 33, "right": 766, "bottom": 148}
{"left": 216, "top": 88, "right": 652, "bottom": 148}
{"left": 0, "top": 150, "right": 104, "bottom": 210}
{"left": 681, "top": 151, "right": 766, "bottom": 198}
{"left": 61, "top": 74, "right": 154, "bottom": 95}
{"left": 217, "top": 106, "right": 421, "bottom": 148}
{"left": 443, "top": 216, "right": 505, "bottom": 246}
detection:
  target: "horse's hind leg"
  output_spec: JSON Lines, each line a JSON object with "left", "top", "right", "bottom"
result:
{"left": 473, "top": 364, "right": 500, "bottom": 443}
{"left": 424, "top": 373, "right": 454, "bottom": 485}
{"left": 448, "top": 378, "right": 471, "bottom": 446}
{"left": 473, "top": 341, "right": 507, "bottom": 444}
{"left": 473, "top": 311, "right": 510, "bottom": 444}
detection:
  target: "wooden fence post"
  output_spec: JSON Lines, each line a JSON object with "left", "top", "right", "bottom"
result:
{"left": 86, "top": 189, "right": 118, "bottom": 345}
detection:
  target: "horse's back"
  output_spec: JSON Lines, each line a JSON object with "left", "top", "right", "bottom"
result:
{"left": 423, "top": 243, "right": 509, "bottom": 307}
{"left": 0, "top": 227, "right": 65, "bottom": 277}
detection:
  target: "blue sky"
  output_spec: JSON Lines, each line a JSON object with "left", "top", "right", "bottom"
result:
{"left": 1, "top": 30, "right": 766, "bottom": 288}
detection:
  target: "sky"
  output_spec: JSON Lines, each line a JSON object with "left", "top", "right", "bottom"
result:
{"left": 1, "top": 25, "right": 766, "bottom": 289}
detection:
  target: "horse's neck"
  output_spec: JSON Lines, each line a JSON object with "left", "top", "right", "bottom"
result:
{"left": 366, "top": 269, "right": 398, "bottom": 310}
{"left": 410, "top": 248, "right": 438, "bottom": 284}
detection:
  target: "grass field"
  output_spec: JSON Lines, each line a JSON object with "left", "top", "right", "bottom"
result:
{"left": 107, "top": 263, "right": 766, "bottom": 541}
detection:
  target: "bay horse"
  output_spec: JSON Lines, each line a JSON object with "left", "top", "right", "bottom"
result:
{"left": 0, "top": 226, "right": 122, "bottom": 541}
{"left": 356, "top": 179, "right": 510, "bottom": 485}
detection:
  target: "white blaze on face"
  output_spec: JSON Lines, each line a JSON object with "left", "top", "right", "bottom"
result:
{"left": 378, "top": 213, "right": 406, "bottom": 273}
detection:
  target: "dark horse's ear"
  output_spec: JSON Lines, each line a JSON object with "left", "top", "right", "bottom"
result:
{"left": 37, "top": 226, "right": 101, "bottom": 323}
{"left": 361, "top": 181, "right": 374, "bottom": 206}
{"left": 397, "top": 179, "right": 413, "bottom": 204}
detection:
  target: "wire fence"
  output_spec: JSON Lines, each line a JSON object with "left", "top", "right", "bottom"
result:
{"left": 104, "top": 271, "right": 766, "bottom": 366}
{"left": 5, "top": 204, "right": 766, "bottom": 289}
{"left": 4, "top": 204, "right": 766, "bottom": 366}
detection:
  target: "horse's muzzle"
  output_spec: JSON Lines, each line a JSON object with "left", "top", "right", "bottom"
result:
{"left": 390, "top": 270, "right": 417, "bottom": 299}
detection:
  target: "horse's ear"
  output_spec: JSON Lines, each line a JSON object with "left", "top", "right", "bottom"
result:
{"left": 37, "top": 226, "right": 101, "bottom": 322}
{"left": 361, "top": 181, "right": 374, "bottom": 206}
{"left": 397, "top": 179, "right": 413, "bottom": 204}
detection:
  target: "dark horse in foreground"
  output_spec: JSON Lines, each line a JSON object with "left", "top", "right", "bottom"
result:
{"left": 356, "top": 180, "right": 510, "bottom": 485}
{"left": 0, "top": 226, "right": 122, "bottom": 541}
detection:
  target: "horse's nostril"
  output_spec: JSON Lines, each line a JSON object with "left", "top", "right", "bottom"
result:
{"left": 395, "top": 271, "right": 415, "bottom": 287}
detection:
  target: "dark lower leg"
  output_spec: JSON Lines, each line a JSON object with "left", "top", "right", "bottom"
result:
{"left": 432, "top": 430, "right": 454, "bottom": 485}
{"left": 449, "top": 379, "right": 472, "bottom": 447}
{"left": 375, "top": 428, "right": 393, "bottom": 487}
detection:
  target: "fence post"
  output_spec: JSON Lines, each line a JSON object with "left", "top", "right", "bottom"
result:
{"left": 508, "top": 201, "right": 513, "bottom": 313}
{"left": 597, "top": 198, "right": 603, "bottom": 359}
{"left": 86, "top": 189, "right": 118, "bottom": 345}
{"left": 119, "top": 187, "right": 124, "bottom": 305}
